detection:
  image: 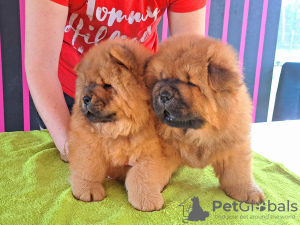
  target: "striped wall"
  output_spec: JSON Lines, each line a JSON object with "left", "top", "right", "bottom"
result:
{"left": 0, "top": 35, "right": 4, "bottom": 132}
{"left": 0, "top": 0, "right": 282, "bottom": 132}
{"left": 19, "top": 0, "right": 30, "bottom": 131}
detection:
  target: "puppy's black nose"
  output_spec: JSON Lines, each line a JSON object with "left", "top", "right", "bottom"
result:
{"left": 83, "top": 96, "right": 91, "bottom": 105}
{"left": 160, "top": 91, "right": 173, "bottom": 103}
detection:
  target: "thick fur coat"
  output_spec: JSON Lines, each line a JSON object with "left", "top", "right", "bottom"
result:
{"left": 145, "top": 35, "right": 264, "bottom": 203}
{"left": 68, "top": 39, "right": 176, "bottom": 211}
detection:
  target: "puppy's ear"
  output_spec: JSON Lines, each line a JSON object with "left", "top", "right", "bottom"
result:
{"left": 109, "top": 45, "right": 135, "bottom": 70}
{"left": 207, "top": 63, "right": 242, "bottom": 92}
{"left": 207, "top": 43, "right": 242, "bottom": 92}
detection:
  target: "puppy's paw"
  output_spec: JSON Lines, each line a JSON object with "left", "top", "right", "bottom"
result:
{"left": 127, "top": 188, "right": 164, "bottom": 212}
{"left": 224, "top": 183, "right": 264, "bottom": 204}
{"left": 72, "top": 181, "right": 106, "bottom": 202}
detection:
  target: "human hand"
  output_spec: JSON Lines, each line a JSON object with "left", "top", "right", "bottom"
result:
{"left": 60, "top": 141, "right": 69, "bottom": 163}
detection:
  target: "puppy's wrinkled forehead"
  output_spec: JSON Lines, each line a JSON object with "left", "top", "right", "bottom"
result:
{"left": 83, "top": 57, "right": 115, "bottom": 83}
{"left": 76, "top": 49, "right": 126, "bottom": 90}
{"left": 154, "top": 45, "right": 210, "bottom": 86}
{"left": 76, "top": 39, "right": 152, "bottom": 86}
{"left": 148, "top": 35, "right": 241, "bottom": 93}
{"left": 76, "top": 45, "right": 109, "bottom": 73}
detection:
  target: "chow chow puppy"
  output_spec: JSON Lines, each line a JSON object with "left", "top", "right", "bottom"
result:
{"left": 145, "top": 35, "right": 264, "bottom": 203}
{"left": 68, "top": 39, "right": 174, "bottom": 211}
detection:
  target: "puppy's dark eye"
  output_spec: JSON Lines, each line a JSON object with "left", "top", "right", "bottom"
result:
{"left": 103, "top": 84, "right": 112, "bottom": 90}
{"left": 187, "top": 81, "right": 197, "bottom": 87}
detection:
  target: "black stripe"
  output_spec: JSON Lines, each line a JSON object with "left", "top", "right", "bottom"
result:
{"left": 255, "top": 0, "right": 282, "bottom": 122}
{"left": 208, "top": 0, "right": 226, "bottom": 40}
{"left": 0, "top": 1, "right": 24, "bottom": 131}
{"left": 30, "top": 95, "right": 40, "bottom": 130}
{"left": 243, "top": 0, "right": 264, "bottom": 99}
{"left": 227, "top": 0, "right": 245, "bottom": 53}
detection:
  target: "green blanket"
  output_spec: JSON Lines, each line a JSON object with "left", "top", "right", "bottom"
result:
{"left": 0, "top": 130, "right": 299, "bottom": 225}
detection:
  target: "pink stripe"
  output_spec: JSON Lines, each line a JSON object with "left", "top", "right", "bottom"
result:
{"left": 162, "top": 10, "right": 168, "bottom": 41}
{"left": 239, "top": 0, "right": 250, "bottom": 73}
{"left": 222, "top": 0, "right": 231, "bottom": 43}
{"left": 0, "top": 35, "right": 4, "bottom": 132}
{"left": 205, "top": 0, "right": 211, "bottom": 37}
{"left": 252, "top": 0, "right": 269, "bottom": 122}
{"left": 19, "top": 0, "right": 30, "bottom": 131}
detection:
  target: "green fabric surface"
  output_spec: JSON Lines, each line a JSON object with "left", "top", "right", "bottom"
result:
{"left": 0, "top": 130, "right": 299, "bottom": 225}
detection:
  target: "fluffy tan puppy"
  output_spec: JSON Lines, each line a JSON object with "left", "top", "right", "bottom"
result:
{"left": 145, "top": 35, "right": 265, "bottom": 203}
{"left": 68, "top": 39, "right": 174, "bottom": 212}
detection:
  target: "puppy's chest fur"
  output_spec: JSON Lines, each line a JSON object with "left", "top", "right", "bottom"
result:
{"left": 161, "top": 126, "right": 234, "bottom": 168}
{"left": 101, "top": 135, "right": 140, "bottom": 164}
{"left": 160, "top": 127, "right": 207, "bottom": 167}
{"left": 170, "top": 137, "right": 211, "bottom": 168}
{"left": 89, "top": 126, "right": 159, "bottom": 167}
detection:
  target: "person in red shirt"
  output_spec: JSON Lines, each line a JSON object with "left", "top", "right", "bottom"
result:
{"left": 25, "top": 0, "right": 207, "bottom": 161}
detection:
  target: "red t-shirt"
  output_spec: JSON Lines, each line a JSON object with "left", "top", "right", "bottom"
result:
{"left": 51, "top": 0, "right": 207, "bottom": 98}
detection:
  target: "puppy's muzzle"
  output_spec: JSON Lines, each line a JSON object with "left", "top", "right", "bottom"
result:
{"left": 83, "top": 95, "right": 91, "bottom": 106}
{"left": 153, "top": 80, "right": 205, "bottom": 130}
{"left": 160, "top": 90, "right": 173, "bottom": 104}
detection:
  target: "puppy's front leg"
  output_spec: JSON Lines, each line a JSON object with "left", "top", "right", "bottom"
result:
{"left": 69, "top": 143, "right": 107, "bottom": 202}
{"left": 212, "top": 146, "right": 264, "bottom": 204}
{"left": 125, "top": 156, "right": 170, "bottom": 212}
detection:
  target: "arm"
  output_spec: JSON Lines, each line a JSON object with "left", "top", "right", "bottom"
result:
{"left": 25, "top": 0, "right": 69, "bottom": 160}
{"left": 167, "top": 7, "right": 206, "bottom": 36}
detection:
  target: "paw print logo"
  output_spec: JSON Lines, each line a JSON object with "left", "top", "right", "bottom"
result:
{"left": 255, "top": 201, "right": 266, "bottom": 211}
